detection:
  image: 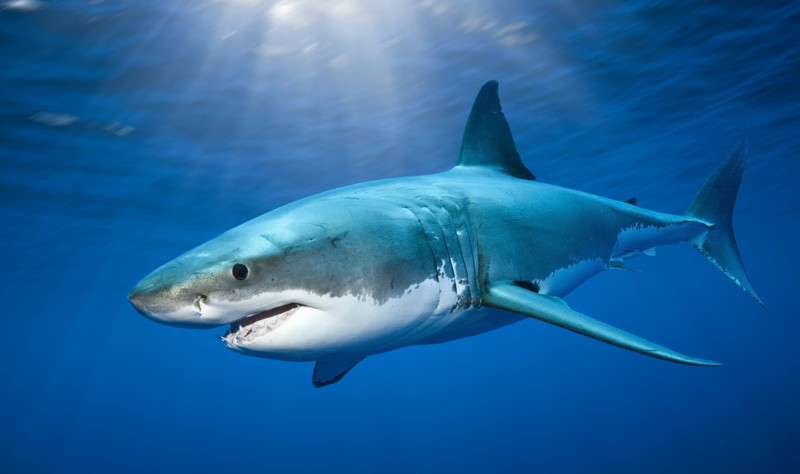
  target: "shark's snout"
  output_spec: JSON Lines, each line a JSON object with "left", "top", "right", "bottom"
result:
{"left": 128, "top": 271, "right": 206, "bottom": 327}
{"left": 127, "top": 288, "right": 147, "bottom": 315}
{"left": 128, "top": 274, "right": 160, "bottom": 311}
{"left": 128, "top": 278, "right": 156, "bottom": 315}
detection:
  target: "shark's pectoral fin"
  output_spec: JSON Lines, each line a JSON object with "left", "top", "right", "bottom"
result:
{"left": 484, "top": 281, "right": 720, "bottom": 366}
{"left": 313, "top": 355, "right": 365, "bottom": 388}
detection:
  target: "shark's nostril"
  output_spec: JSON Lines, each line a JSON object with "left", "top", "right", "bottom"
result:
{"left": 194, "top": 295, "right": 207, "bottom": 315}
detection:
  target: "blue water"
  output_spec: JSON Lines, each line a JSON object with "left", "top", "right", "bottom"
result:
{"left": 2, "top": 1, "right": 799, "bottom": 472}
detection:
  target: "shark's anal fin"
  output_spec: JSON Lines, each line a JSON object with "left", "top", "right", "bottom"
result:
{"left": 484, "top": 281, "right": 720, "bottom": 366}
{"left": 456, "top": 81, "right": 535, "bottom": 180}
{"left": 313, "top": 355, "right": 365, "bottom": 388}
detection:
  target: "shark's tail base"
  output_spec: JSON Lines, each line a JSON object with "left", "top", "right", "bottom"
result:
{"left": 685, "top": 138, "right": 763, "bottom": 306}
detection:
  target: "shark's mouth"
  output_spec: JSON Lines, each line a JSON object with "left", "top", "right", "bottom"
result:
{"left": 223, "top": 303, "right": 302, "bottom": 344}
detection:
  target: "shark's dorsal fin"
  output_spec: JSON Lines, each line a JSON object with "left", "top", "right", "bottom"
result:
{"left": 313, "top": 355, "right": 364, "bottom": 388}
{"left": 456, "top": 81, "right": 535, "bottom": 180}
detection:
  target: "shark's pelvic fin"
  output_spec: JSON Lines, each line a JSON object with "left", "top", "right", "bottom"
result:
{"left": 313, "top": 355, "right": 365, "bottom": 388}
{"left": 608, "top": 260, "right": 641, "bottom": 272}
{"left": 484, "top": 281, "right": 720, "bottom": 366}
{"left": 685, "top": 138, "right": 764, "bottom": 306}
{"left": 456, "top": 80, "right": 536, "bottom": 180}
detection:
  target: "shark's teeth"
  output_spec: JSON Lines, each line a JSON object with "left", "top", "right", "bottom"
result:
{"left": 223, "top": 303, "right": 301, "bottom": 345}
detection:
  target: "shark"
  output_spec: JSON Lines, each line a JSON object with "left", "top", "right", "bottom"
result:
{"left": 129, "top": 81, "right": 762, "bottom": 387}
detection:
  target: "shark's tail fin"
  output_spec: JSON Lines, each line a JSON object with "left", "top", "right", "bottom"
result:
{"left": 685, "top": 138, "right": 763, "bottom": 306}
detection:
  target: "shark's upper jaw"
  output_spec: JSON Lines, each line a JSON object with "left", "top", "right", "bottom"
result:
{"left": 222, "top": 303, "right": 303, "bottom": 347}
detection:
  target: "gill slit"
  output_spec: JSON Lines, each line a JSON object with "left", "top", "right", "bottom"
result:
{"left": 406, "top": 198, "right": 480, "bottom": 312}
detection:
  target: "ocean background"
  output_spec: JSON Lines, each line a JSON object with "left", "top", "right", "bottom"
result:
{"left": 2, "top": 1, "right": 799, "bottom": 472}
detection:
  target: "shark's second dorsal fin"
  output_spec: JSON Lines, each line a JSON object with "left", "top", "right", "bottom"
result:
{"left": 456, "top": 81, "right": 535, "bottom": 180}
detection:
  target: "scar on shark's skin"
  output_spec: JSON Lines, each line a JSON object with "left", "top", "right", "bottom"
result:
{"left": 130, "top": 81, "right": 762, "bottom": 387}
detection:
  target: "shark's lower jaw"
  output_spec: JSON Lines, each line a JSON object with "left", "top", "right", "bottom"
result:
{"left": 222, "top": 303, "right": 302, "bottom": 345}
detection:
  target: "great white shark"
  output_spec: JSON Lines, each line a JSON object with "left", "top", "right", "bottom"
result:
{"left": 129, "top": 81, "right": 762, "bottom": 387}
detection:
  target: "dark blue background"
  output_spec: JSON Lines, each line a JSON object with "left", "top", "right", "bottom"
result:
{"left": 2, "top": 1, "right": 798, "bottom": 472}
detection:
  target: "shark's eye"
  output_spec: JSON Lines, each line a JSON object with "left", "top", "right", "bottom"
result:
{"left": 232, "top": 263, "right": 249, "bottom": 280}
